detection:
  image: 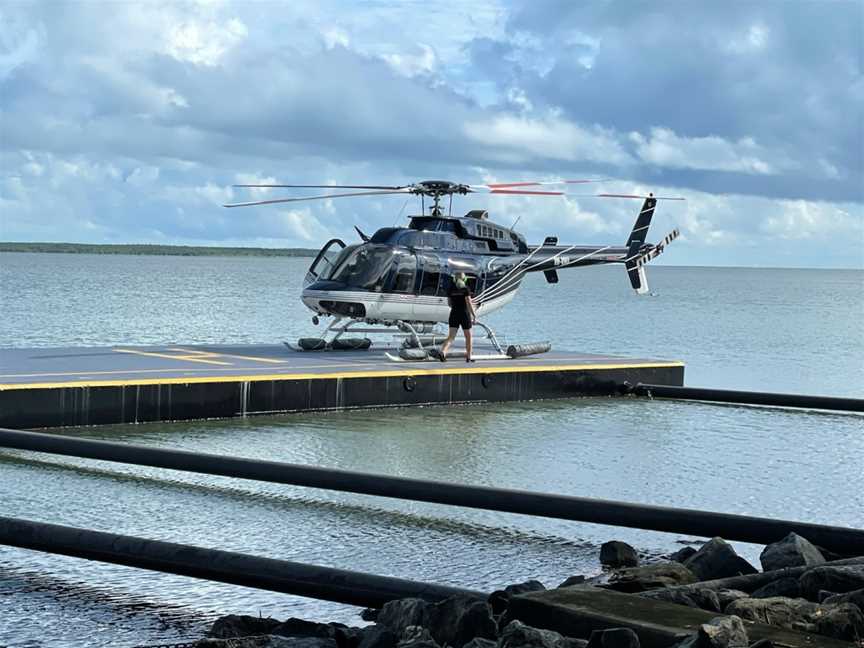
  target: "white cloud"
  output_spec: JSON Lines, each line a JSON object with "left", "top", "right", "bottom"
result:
{"left": 380, "top": 43, "right": 437, "bottom": 77}
{"left": 464, "top": 114, "right": 633, "bottom": 165}
{"left": 630, "top": 128, "right": 786, "bottom": 175}
{"left": 0, "top": 11, "right": 42, "bottom": 80}
{"left": 164, "top": 17, "right": 247, "bottom": 66}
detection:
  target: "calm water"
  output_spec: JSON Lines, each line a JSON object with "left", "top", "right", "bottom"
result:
{"left": 1, "top": 253, "right": 862, "bottom": 647}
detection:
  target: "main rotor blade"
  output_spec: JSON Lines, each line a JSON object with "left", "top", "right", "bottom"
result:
{"left": 468, "top": 179, "right": 607, "bottom": 191}
{"left": 223, "top": 189, "right": 411, "bottom": 208}
{"left": 595, "top": 193, "right": 686, "bottom": 200}
{"left": 469, "top": 188, "right": 566, "bottom": 196}
{"left": 233, "top": 184, "right": 408, "bottom": 190}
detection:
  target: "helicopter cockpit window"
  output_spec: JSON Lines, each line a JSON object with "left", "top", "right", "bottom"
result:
{"left": 331, "top": 245, "right": 393, "bottom": 291}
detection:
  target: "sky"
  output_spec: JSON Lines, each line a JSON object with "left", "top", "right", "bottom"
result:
{"left": 0, "top": 0, "right": 862, "bottom": 268}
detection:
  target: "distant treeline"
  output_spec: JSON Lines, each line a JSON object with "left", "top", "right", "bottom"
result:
{"left": 0, "top": 242, "right": 318, "bottom": 257}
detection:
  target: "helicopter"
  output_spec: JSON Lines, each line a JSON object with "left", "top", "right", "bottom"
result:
{"left": 225, "top": 179, "right": 683, "bottom": 354}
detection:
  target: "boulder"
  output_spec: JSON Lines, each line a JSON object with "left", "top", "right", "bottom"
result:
{"left": 397, "top": 625, "right": 439, "bottom": 648}
{"left": 749, "top": 577, "right": 800, "bottom": 599}
{"left": 668, "top": 546, "right": 698, "bottom": 564}
{"left": 674, "top": 615, "right": 749, "bottom": 648}
{"left": 811, "top": 603, "right": 864, "bottom": 641}
{"left": 714, "top": 589, "right": 749, "bottom": 612}
{"left": 195, "top": 638, "right": 306, "bottom": 648}
{"left": 725, "top": 596, "right": 864, "bottom": 640}
{"left": 377, "top": 595, "right": 495, "bottom": 648}
{"left": 799, "top": 564, "right": 864, "bottom": 600}
{"left": 271, "top": 618, "right": 362, "bottom": 646}
{"left": 606, "top": 562, "right": 697, "bottom": 592}
{"left": 489, "top": 580, "right": 547, "bottom": 615}
{"left": 377, "top": 599, "right": 435, "bottom": 634}
{"left": 725, "top": 596, "right": 816, "bottom": 631}
{"left": 639, "top": 587, "right": 721, "bottom": 612}
{"left": 683, "top": 538, "right": 758, "bottom": 582}
{"left": 499, "top": 620, "right": 587, "bottom": 648}
{"left": 557, "top": 575, "right": 587, "bottom": 589}
{"left": 823, "top": 587, "right": 864, "bottom": 610}
{"left": 358, "top": 625, "right": 398, "bottom": 648}
{"left": 209, "top": 615, "right": 283, "bottom": 638}
{"left": 600, "top": 541, "right": 639, "bottom": 568}
{"left": 462, "top": 640, "right": 497, "bottom": 648}
{"left": 586, "top": 627, "right": 640, "bottom": 647}
{"left": 759, "top": 533, "right": 825, "bottom": 572}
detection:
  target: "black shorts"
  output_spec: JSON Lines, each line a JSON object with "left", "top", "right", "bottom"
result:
{"left": 448, "top": 310, "right": 472, "bottom": 330}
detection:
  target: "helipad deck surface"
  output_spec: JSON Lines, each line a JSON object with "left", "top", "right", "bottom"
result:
{"left": 0, "top": 344, "right": 684, "bottom": 429}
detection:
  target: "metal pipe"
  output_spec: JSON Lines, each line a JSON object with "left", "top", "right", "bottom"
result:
{"left": 630, "top": 383, "right": 864, "bottom": 413}
{"left": 1, "top": 428, "right": 862, "bottom": 555}
{"left": 0, "top": 515, "right": 483, "bottom": 607}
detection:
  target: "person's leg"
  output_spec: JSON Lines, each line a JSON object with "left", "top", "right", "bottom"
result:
{"left": 464, "top": 327, "right": 473, "bottom": 361}
{"left": 439, "top": 327, "right": 459, "bottom": 358}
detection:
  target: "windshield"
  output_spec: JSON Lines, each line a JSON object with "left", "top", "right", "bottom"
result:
{"left": 331, "top": 245, "right": 394, "bottom": 291}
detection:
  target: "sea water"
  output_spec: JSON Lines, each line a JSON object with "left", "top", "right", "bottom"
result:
{"left": 0, "top": 253, "right": 862, "bottom": 647}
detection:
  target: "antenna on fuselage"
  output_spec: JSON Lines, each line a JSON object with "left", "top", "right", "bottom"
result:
{"left": 510, "top": 214, "right": 523, "bottom": 230}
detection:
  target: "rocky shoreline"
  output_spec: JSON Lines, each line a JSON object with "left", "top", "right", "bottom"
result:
{"left": 184, "top": 533, "right": 864, "bottom": 648}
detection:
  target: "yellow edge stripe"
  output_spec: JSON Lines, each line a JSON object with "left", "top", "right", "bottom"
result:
{"left": 0, "top": 361, "right": 684, "bottom": 391}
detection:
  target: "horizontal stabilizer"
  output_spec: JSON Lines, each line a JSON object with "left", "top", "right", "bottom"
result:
{"left": 634, "top": 228, "right": 680, "bottom": 267}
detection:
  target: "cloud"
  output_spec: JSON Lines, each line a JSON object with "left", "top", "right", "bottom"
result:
{"left": 630, "top": 128, "right": 787, "bottom": 175}
{"left": 0, "top": 0, "right": 861, "bottom": 268}
{"left": 464, "top": 114, "right": 633, "bottom": 165}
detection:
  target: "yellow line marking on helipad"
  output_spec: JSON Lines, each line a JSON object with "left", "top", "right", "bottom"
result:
{"left": 113, "top": 348, "right": 233, "bottom": 366}
{"left": 170, "top": 348, "right": 289, "bottom": 364}
{"left": 0, "top": 361, "right": 684, "bottom": 391}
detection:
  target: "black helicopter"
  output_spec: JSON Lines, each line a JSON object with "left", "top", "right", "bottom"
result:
{"left": 225, "top": 179, "right": 682, "bottom": 348}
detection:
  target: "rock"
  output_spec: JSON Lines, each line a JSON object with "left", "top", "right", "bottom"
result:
{"left": 462, "top": 640, "right": 497, "bottom": 648}
{"left": 271, "top": 618, "right": 361, "bottom": 647}
{"left": 195, "top": 638, "right": 300, "bottom": 648}
{"left": 586, "top": 627, "right": 640, "bottom": 647}
{"left": 499, "top": 620, "right": 587, "bottom": 648}
{"left": 209, "top": 615, "right": 282, "bottom": 638}
{"left": 668, "top": 546, "right": 698, "bottom": 564}
{"left": 749, "top": 577, "right": 800, "bottom": 599}
{"left": 397, "top": 626, "right": 439, "bottom": 648}
{"left": 725, "top": 597, "right": 816, "bottom": 631}
{"left": 377, "top": 599, "right": 435, "bottom": 634}
{"left": 799, "top": 564, "right": 864, "bottom": 600}
{"left": 759, "top": 533, "right": 825, "bottom": 572}
{"left": 687, "top": 540, "right": 758, "bottom": 582}
{"left": 401, "top": 626, "right": 434, "bottom": 642}
{"left": 600, "top": 541, "right": 639, "bottom": 568}
{"left": 360, "top": 608, "right": 380, "bottom": 622}
{"left": 811, "top": 603, "right": 864, "bottom": 641}
{"left": 639, "top": 587, "right": 721, "bottom": 612}
{"left": 377, "top": 595, "right": 495, "bottom": 648}
{"left": 674, "top": 615, "right": 749, "bottom": 648}
{"left": 434, "top": 595, "right": 498, "bottom": 648}
{"left": 606, "top": 562, "right": 697, "bottom": 592}
{"left": 698, "top": 615, "right": 749, "bottom": 647}
{"left": 725, "top": 596, "right": 864, "bottom": 640}
{"left": 823, "top": 587, "right": 864, "bottom": 610}
{"left": 714, "top": 589, "right": 750, "bottom": 612}
{"left": 683, "top": 538, "right": 758, "bottom": 582}
{"left": 557, "top": 575, "right": 587, "bottom": 589}
{"left": 489, "top": 580, "right": 547, "bottom": 615}
{"left": 358, "top": 625, "right": 399, "bottom": 648}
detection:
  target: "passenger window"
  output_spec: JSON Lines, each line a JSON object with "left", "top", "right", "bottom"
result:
{"left": 391, "top": 254, "right": 416, "bottom": 293}
{"left": 420, "top": 271, "right": 440, "bottom": 295}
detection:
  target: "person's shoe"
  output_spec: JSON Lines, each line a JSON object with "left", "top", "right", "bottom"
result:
{"left": 429, "top": 348, "right": 445, "bottom": 362}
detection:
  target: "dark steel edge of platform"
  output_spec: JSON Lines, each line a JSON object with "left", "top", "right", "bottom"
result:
{"left": 0, "top": 363, "right": 684, "bottom": 429}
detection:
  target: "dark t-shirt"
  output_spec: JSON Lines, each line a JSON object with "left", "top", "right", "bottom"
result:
{"left": 448, "top": 285, "right": 472, "bottom": 315}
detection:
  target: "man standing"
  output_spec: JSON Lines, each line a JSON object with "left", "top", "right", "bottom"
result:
{"left": 436, "top": 271, "right": 476, "bottom": 362}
